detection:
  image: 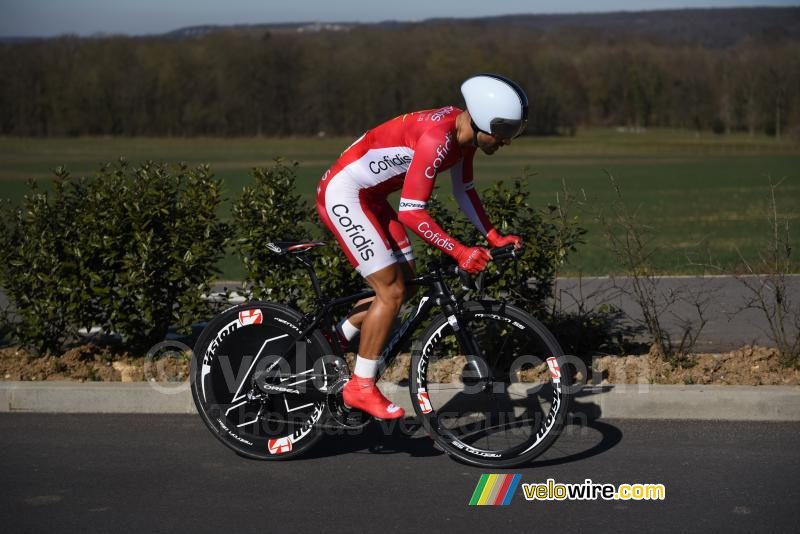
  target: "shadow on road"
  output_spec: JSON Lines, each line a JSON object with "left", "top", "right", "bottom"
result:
{"left": 293, "top": 409, "right": 623, "bottom": 468}
{"left": 298, "top": 417, "right": 443, "bottom": 460}
{"left": 529, "top": 416, "right": 623, "bottom": 468}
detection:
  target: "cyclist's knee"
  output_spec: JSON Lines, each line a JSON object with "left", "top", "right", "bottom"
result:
{"left": 378, "top": 280, "right": 405, "bottom": 309}
{"left": 367, "top": 265, "right": 406, "bottom": 309}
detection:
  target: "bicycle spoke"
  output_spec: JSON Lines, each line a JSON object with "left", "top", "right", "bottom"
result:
{"left": 488, "top": 323, "right": 514, "bottom": 370}
{"left": 415, "top": 302, "right": 571, "bottom": 466}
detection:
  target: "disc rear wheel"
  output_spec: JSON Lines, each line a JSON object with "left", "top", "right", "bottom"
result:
{"left": 191, "top": 302, "right": 333, "bottom": 460}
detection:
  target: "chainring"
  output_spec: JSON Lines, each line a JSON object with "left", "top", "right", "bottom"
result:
{"left": 326, "top": 376, "right": 372, "bottom": 429}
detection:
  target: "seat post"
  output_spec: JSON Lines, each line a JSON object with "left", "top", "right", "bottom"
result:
{"left": 294, "top": 255, "right": 325, "bottom": 299}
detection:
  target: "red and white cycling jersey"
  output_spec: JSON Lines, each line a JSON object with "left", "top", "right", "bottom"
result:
{"left": 316, "top": 106, "right": 494, "bottom": 277}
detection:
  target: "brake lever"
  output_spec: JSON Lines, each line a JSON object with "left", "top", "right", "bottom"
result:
{"left": 484, "top": 244, "right": 522, "bottom": 295}
{"left": 455, "top": 266, "right": 475, "bottom": 290}
{"left": 475, "top": 270, "right": 487, "bottom": 295}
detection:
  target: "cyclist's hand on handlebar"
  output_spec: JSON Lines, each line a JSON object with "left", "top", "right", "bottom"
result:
{"left": 487, "top": 229, "right": 523, "bottom": 250}
{"left": 456, "top": 246, "right": 492, "bottom": 274}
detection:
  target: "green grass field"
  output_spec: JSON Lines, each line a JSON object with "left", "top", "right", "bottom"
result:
{"left": 1, "top": 129, "right": 798, "bottom": 278}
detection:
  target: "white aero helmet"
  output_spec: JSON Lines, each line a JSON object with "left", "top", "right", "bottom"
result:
{"left": 461, "top": 73, "right": 529, "bottom": 139}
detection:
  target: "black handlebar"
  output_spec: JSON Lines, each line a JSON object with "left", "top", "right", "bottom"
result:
{"left": 489, "top": 243, "right": 518, "bottom": 261}
{"left": 451, "top": 244, "right": 521, "bottom": 293}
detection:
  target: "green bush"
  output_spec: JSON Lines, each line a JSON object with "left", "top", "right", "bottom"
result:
{"left": 233, "top": 159, "right": 318, "bottom": 308}
{"left": 105, "top": 161, "right": 229, "bottom": 351}
{"left": 0, "top": 156, "right": 586, "bottom": 356}
{"left": 0, "top": 161, "right": 228, "bottom": 354}
{"left": 0, "top": 177, "right": 84, "bottom": 353}
{"left": 418, "top": 175, "right": 587, "bottom": 317}
{"left": 233, "top": 159, "right": 364, "bottom": 311}
{"left": 311, "top": 245, "right": 365, "bottom": 305}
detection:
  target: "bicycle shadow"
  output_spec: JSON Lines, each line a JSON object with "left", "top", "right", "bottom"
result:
{"left": 528, "top": 417, "right": 623, "bottom": 468}
{"left": 299, "top": 417, "right": 443, "bottom": 460}
{"left": 298, "top": 399, "right": 622, "bottom": 466}
{"left": 524, "top": 395, "right": 623, "bottom": 468}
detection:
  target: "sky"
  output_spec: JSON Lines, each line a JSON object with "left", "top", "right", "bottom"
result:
{"left": 1, "top": 0, "right": 798, "bottom": 37}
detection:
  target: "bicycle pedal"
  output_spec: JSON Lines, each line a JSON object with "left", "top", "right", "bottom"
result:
{"left": 345, "top": 411, "right": 369, "bottom": 425}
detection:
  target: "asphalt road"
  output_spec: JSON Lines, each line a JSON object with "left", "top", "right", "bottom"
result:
{"left": 1, "top": 414, "right": 798, "bottom": 533}
{"left": 553, "top": 275, "right": 800, "bottom": 352}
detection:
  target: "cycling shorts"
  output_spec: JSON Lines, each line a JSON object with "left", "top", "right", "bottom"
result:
{"left": 316, "top": 167, "right": 414, "bottom": 278}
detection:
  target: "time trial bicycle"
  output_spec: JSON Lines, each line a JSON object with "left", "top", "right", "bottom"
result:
{"left": 190, "top": 241, "right": 572, "bottom": 468}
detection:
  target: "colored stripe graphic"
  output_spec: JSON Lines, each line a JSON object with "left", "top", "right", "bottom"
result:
{"left": 486, "top": 474, "right": 504, "bottom": 504}
{"left": 501, "top": 475, "right": 522, "bottom": 505}
{"left": 493, "top": 474, "right": 514, "bottom": 505}
{"left": 469, "top": 474, "right": 490, "bottom": 505}
{"left": 470, "top": 474, "right": 521, "bottom": 505}
{"left": 477, "top": 474, "right": 498, "bottom": 505}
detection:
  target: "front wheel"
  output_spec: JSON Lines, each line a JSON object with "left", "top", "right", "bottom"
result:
{"left": 410, "top": 300, "right": 573, "bottom": 468}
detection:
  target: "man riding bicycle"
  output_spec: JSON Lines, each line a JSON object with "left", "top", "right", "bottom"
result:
{"left": 316, "top": 74, "right": 528, "bottom": 420}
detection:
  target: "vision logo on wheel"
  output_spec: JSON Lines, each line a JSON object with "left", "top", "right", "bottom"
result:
{"left": 546, "top": 357, "right": 561, "bottom": 383}
{"left": 268, "top": 437, "right": 293, "bottom": 455}
{"left": 239, "top": 309, "right": 263, "bottom": 326}
{"left": 417, "top": 390, "right": 433, "bottom": 414}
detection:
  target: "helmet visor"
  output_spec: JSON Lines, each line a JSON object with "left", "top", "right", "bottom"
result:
{"left": 490, "top": 116, "right": 528, "bottom": 140}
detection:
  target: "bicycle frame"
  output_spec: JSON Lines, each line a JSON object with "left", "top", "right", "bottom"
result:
{"left": 286, "top": 254, "right": 487, "bottom": 382}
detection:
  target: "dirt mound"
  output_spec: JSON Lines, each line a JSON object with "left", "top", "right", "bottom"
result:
{"left": 592, "top": 345, "right": 800, "bottom": 385}
{"left": 0, "top": 344, "right": 189, "bottom": 383}
{"left": 1, "top": 344, "right": 797, "bottom": 385}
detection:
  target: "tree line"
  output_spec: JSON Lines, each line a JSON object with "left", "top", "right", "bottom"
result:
{"left": 1, "top": 22, "right": 798, "bottom": 137}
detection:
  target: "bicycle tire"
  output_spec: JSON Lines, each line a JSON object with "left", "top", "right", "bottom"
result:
{"left": 191, "top": 301, "right": 334, "bottom": 460}
{"left": 410, "top": 300, "right": 572, "bottom": 468}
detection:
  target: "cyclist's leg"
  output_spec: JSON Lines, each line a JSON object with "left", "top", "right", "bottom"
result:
{"left": 342, "top": 202, "right": 417, "bottom": 419}
{"left": 338, "top": 197, "right": 417, "bottom": 331}
{"left": 359, "top": 263, "right": 406, "bottom": 358}
{"left": 317, "top": 176, "right": 407, "bottom": 418}
{"left": 342, "top": 262, "right": 406, "bottom": 418}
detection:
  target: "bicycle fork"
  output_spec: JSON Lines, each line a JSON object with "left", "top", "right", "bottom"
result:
{"left": 437, "top": 288, "right": 490, "bottom": 388}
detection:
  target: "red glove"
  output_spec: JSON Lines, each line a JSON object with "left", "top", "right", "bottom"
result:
{"left": 487, "top": 229, "right": 522, "bottom": 249}
{"left": 456, "top": 246, "right": 491, "bottom": 274}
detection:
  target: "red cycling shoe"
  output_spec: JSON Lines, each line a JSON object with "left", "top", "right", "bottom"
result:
{"left": 342, "top": 376, "right": 405, "bottom": 420}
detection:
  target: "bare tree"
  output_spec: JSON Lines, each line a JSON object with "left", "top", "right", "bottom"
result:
{"left": 733, "top": 178, "right": 800, "bottom": 366}
{"left": 597, "top": 172, "right": 713, "bottom": 364}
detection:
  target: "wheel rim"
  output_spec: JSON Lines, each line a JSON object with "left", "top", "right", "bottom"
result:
{"left": 415, "top": 311, "right": 568, "bottom": 460}
{"left": 194, "top": 308, "right": 327, "bottom": 456}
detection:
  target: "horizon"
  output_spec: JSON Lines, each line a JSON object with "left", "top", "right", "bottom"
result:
{"left": 1, "top": 0, "right": 798, "bottom": 38}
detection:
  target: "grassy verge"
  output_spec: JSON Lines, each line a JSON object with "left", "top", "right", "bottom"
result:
{"left": 1, "top": 129, "right": 798, "bottom": 277}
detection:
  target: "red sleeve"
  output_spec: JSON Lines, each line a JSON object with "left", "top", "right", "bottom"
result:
{"left": 450, "top": 149, "right": 494, "bottom": 236}
{"left": 397, "top": 128, "right": 465, "bottom": 258}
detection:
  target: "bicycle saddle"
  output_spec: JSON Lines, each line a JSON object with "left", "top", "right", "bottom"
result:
{"left": 266, "top": 241, "right": 326, "bottom": 255}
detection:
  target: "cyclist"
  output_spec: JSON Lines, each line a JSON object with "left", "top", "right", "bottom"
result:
{"left": 316, "top": 74, "right": 527, "bottom": 419}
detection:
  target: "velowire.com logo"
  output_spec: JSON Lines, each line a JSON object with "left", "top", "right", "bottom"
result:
{"left": 469, "top": 474, "right": 521, "bottom": 505}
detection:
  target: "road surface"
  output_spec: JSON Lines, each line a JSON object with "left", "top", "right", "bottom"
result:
{"left": 1, "top": 413, "right": 798, "bottom": 533}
